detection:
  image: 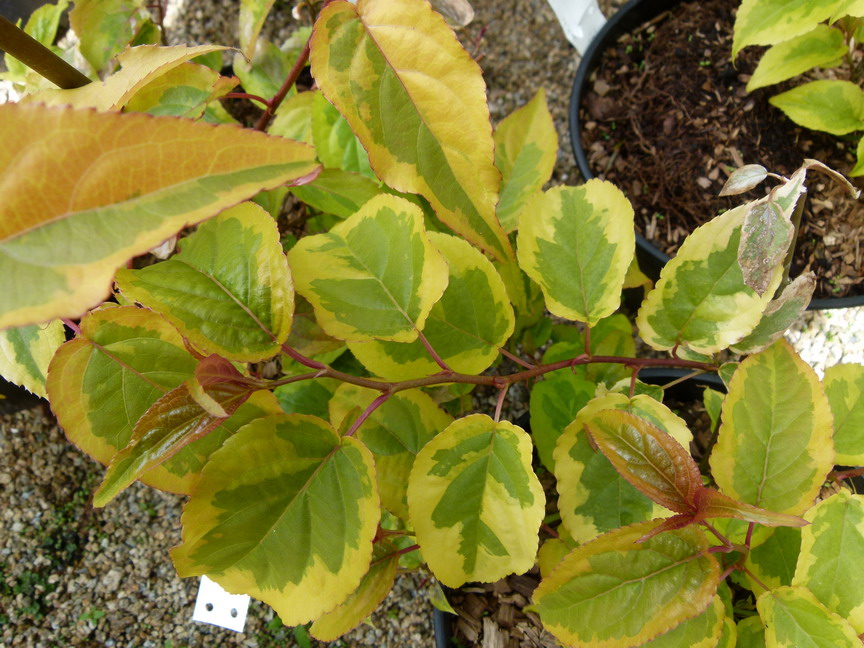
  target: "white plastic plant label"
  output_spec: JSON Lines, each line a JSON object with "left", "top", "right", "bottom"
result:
{"left": 546, "top": 0, "right": 606, "bottom": 54}
{"left": 192, "top": 576, "right": 250, "bottom": 632}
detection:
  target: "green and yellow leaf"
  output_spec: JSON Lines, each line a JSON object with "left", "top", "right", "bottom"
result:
{"left": 408, "top": 414, "right": 544, "bottom": 587}
{"left": 172, "top": 414, "right": 379, "bottom": 626}
{"left": 516, "top": 181, "right": 634, "bottom": 326}
{"left": 124, "top": 62, "right": 237, "bottom": 119}
{"left": 710, "top": 339, "right": 834, "bottom": 515}
{"left": 733, "top": 0, "right": 843, "bottom": 58}
{"left": 269, "top": 90, "right": 315, "bottom": 143}
{"left": 793, "top": 490, "right": 864, "bottom": 632}
{"left": 770, "top": 80, "right": 864, "bottom": 135}
{"left": 529, "top": 370, "right": 596, "bottom": 471}
{"left": 116, "top": 202, "right": 293, "bottom": 362}
{"left": 232, "top": 36, "right": 303, "bottom": 102}
{"left": 284, "top": 295, "right": 345, "bottom": 358}
{"left": 239, "top": 0, "right": 276, "bottom": 58}
{"left": 637, "top": 202, "right": 782, "bottom": 354}
{"left": 745, "top": 526, "right": 802, "bottom": 593}
{"left": 757, "top": 585, "right": 861, "bottom": 647}
{"left": 737, "top": 615, "right": 766, "bottom": 648}
{"left": 348, "top": 232, "right": 514, "bottom": 379}
{"left": 0, "top": 103, "right": 318, "bottom": 329}
{"left": 291, "top": 169, "right": 384, "bottom": 219}
{"left": 532, "top": 521, "right": 721, "bottom": 648}
{"left": 823, "top": 363, "right": 864, "bottom": 464}
{"left": 494, "top": 88, "right": 557, "bottom": 233}
{"left": 70, "top": 0, "right": 150, "bottom": 72}
{"left": 288, "top": 194, "right": 449, "bottom": 342}
{"left": 312, "top": 91, "right": 375, "bottom": 178}
{"left": 641, "top": 595, "right": 726, "bottom": 648}
{"left": 0, "top": 320, "right": 65, "bottom": 398}
{"left": 310, "top": 0, "right": 512, "bottom": 261}
{"left": 747, "top": 25, "right": 846, "bottom": 91}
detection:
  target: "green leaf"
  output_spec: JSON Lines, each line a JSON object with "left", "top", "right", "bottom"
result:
{"left": 553, "top": 394, "right": 692, "bottom": 544}
{"left": 124, "top": 62, "right": 237, "bottom": 119}
{"left": 832, "top": 0, "right": 864, "bottom": 20}
{"left": 348, "top": 232, "right": 514, "bottom": 379}
{"left": 291, "top": 169, "right": 384, "bottom": 219}
{"left": 172, "top": 414, "right": 379, "bottom": 626}
{"left": 770, "top": 80, "right": 864, "bottom": 135}
{"left": 710, "top": 339, "right": 834, "bottom": 515}
{"left": 233, "top": 38, "right": 297, "bottom": 102}
{"left": 747, "top": 25, "right": 846, "bottom": 91}
{"left": 494, "top": 88, "right": 557, "bottom": 233}
{"left": 532, "top": 521, "right": 721, "bottom": 648}
{"left": 407, "top": 414, "right": 544, "bottom": 587}
{"left": 70, "top": 0, "right": 148, "bottom": 72}
{"left": 823, "top": 363, "right": 864, "bottom": 464}
{"left": 793, "top": 490, "right": 864, "bottom": 632}
{"left": 0, "top": 320, "right": 65, "bottom": 398}
{"left": 269, "top": 90, "right": 315, "bottom": 143}
{"left": 733, "top": 0, "right": 843, "bottom": 58}
{"left": 757, "top": 586, "right": 861, "bottom": 647}
{"left": 637, "top": 202, "right": 782, "bottom": 354}
{"left": 312, "top": 92, "right": 375, "bottom": 179}
{"left": 731, "top": 273, "right": 816, "bottom": 354}
{"left": 93, "top": 355, "right": 255, "bottom": 507}
{"left": 116, "top": 202, "right": 293, "bottom": 362}
{"left": 745, "top": 526, "right": 802, "bottom": 593}
{"left": 516, "top": 181, "right": 634, "bottom": 326}
{"left": 309, "top": 541, "right": 398, "bottom": 641}
{"left": 704, "top": 387, "right": 724, "bottom": 433}
{"left": 310, "top": 0, "right": 513, "bottom": 261}
{"left": 275, "top": 378, "right": 339, "bottom": 419}
{"left": 46, "top": 306, "right": 282, "bottom": 494}
{"left": 852, "top": 135, "right": 864, "bottom": 177}
{"left": 0, "top": 103, "right": 318, "bottom": 330}
{"left": 287, "top": 194, "right": 449, "bottom": 342}
{"left": 737, "top": 615, "right": 766, "bottom": 648}
{"left": 641, "top": 596, "right": 726, "bottom": 648}
{"left": 284, "top": 295, "right": 345, "bottom": 358}
{"left": 529, "top": 371, "right": 596, "bottom": 471}
{"left": 330, "top": 384, "right": 452, "bottom": 519}
{"left": 239, "top": 0, "right": 276, "bottom": 58}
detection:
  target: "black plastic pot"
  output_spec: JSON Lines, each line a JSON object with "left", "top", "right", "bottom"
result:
{"left": 568, "top": 0, "right": 864, "bottom": 311}
{"left": 0, "top": 378, "right": 41, "bottom": 414}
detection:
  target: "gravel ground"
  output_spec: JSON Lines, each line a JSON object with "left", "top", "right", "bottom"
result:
{"left": 1, "top": 0, "right": 862, "bottom": 646}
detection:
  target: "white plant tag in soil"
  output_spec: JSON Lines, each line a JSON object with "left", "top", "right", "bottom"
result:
{"left": 192, "top": 575, "right": 250, "bottom": 632}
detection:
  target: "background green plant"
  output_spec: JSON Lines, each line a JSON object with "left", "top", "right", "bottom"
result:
{"left": 1, "top": 0, "right": 864, "bottom": 646}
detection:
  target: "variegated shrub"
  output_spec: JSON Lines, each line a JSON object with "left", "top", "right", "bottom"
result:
{"left": 2, "top": 0, "right": 864, "bottom": 645}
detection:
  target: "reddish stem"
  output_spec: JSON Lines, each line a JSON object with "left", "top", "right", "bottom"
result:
{"left": 224, "top": 92, "right": 271, "bottom": 107}
{"left": 345, "top": 392, "right": 392, "bottom": 437}
{"left": 541, "top": 523, "right": 559, "bottom": 539}
{"left": 832, "top": 467, "right": 864, "bottom": 482}
{"left": 61, "top": 318, "right": 81, "bottom": 336}
{"left": 701, "top": 521, "right": 732, "bottom": 549}
{"left": 417, "top": 329, "right": 451, "bottom": 373}
{"left": 371, "top": 543, "right": 420, "bottom": 567}
{"left": 584, "top": 325, "right": 592, "bottom": 356}
{"left": 493, "top": 386, "right": 508, "bottom": 422}
{"left": 744, "top": 522, "right": 755, "bottom": 549}
{"left": 499, "top": 347, "right": 535, "bottom": 369}
{"left": 254, "top": 41, "right": 311, "bottom": 131}
{"left": 741, "top": 566, "right": 770, "bottom": 592}
{"left": 628, "top": 367, "right": 638, "bottom": 398}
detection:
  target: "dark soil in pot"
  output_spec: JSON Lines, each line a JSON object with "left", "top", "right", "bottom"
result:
{"left": 573, "top": 0, "right": 864, "bottom": 301}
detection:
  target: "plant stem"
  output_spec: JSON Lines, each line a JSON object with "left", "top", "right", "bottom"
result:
{"left": 701, "top": 521, "right": 731, "bottom": 549}
{"left": 499, "top": 347, "right": 534, "bottom": 369}
{"left": 61, "top": 318, "right": 81, "bottom": 336}
{"left": 253, "top": 33, "right": 314, "bottom": 131}
{"left": 744, "top": 522, "right": 755, "bottom": 549}
{"left": 0, "top": 16, "right": 91, "bottom": 89}
{"left": 371, "top": 543, "right": 420, "bottom": 567}
{"left": 660, "top": 369, "right": 706, "bottom": 391}
{"left": 224, "top": 92, "right": 271, "bottom": 107}
{"left": 493, "top": 386, "right": 508, "bottom": 422}
{"left": 741, "top": 566, "right": 770, "bottom": 592}
{"left": 417, "top": 329, "right": 452, "bottom": 372}
{"left": 832, "top": 466, "right": 864, "bottom": 482}
{"left": 345, "top": 393, "right": 392, "bottom": 437}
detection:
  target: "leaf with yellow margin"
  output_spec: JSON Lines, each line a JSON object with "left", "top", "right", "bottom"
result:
{"left": 494, "top": 88, "right": 557, "bottom": 233}
{"left": 239, "top": 0, "right": 276, "bottom": 58}
{"left": 287, "top": 194, "right": 449, "bottom": 343}
{"left": 407, "top": 414, "right": 544, "bottom": 587}
{"left": 0, "top": 320, "right": 65, "bottom": 398}
{"left": 532, "top": 520, "right": 721, "bottom": 648}
{"left": 347, "top": 232, "right": 514, "bottom": 379}
{"left": 517, "top": 181, "right": 634, "bottom": 326}
{"left": 172, "top": 414, "right": 379, "bottom": 626}
{"left": 116, "top": 202, "right": 294, "bottom": 362}
{"left": 641, "top": 596, "right": 725, "bottom": 648}
{"left": 46, "top": 306, "right": 282, "bottom": 494}
{"left": 793, "top": 490, "right": 864, "bottom": 633}
{"left": 70, "top": 0, "right": 151, "bottom": 72}
{"left": 757, "top": 586, "right": 861, "bottom": 647}
{"left": 710, "top": 339, "right": 834, "bottom": 515}
{"left": 27, "top": 45, "right": 229, "bottom": 111}
{"left": 637, "top": 202, "right": 782, "bottom": 354}
{"left": 124, "top": 62, "right": 238, "bottom": 119}
{"left": 310, "top": 0, "right": 512, "bottom": 261}
{"left": 823, "top": 363, "right": 864, "bottom": 464}
{"left": 0, "top": 103, "right": 318, "bottom": 329}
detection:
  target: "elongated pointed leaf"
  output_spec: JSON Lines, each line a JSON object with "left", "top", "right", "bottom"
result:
{"left": 407, "top": 414, "right": 544, "bottom": 587}
{"left": 46, "top": 306, "right": 282, "bottom": 494}
{"left": 517, "top": 181, "right": 634, "bottom": 326}
{"left": 239, "top": 0, "right": 276, "bottom": 57}
{"left": 117, "top": 202, "right": 293, "bottom": 362}
{"left": 494, "top": 88, "right": 557, "bottom": 233}
{"left": 329, "top": 384, "right": 452, "bottom": 519}
{"left": 771, "top": 80, "right": 864, "bottom": 135}
{"left": 823, "top": 364, "right": 864, "bottom": 464}
{"left": 0, "top": 103, "right": 318, "bottom": 329}
{"left": 347, "top": 232, "right": 514, "bottom": 379}
{"left": 288, "top": 194, "right": 449, "bottom": 342}
{"left": 28, "top": 45, "right": 228, "bottom": 111}
{"left": 309, "top": 541, "right": 398, "bottom": 641}
{"left": 757, "top": 586, "right": 861, "bottom": 647}
{"left": 710, "top": 339, "right": 834, "bottom": 515}
{"left": 586, "top": 409, "right": 702, "bottom": 514}
{"left": 310, "top": 0, "right": 512, "bottom": 261}
{"left": 0, "top": 320, "right": 64, "bottom": 398}
{"left": 720, "top": 165, "right": 768, "bottom": 197}
{"left": 733, "top": 0, "right": 843, "bottom": 58}
{"left": 731, "top": 273, "right": 816, "bottom": 355}
{"left": 554, "top": 394, "right": 692, "bottom": 544}
{"left": 93, "top": 356, "right": 255, "bottom": 507}
{"left": 745, "top": 526, "right": 802, "bottom": 593}
{"left": 695, "top": 489, "right": 807, "bottom": 527}
{"left": 637, "top": 203, "right": 782, "bottom": 354}
{"left": 747, "top": 25, "right": 846, "bottom": 91}
{"left": 172, "top": 414, "right": 379, "bottom": 626}
{"left": 533, "top": 521, "right": 721, "bottom": 648}
{"left": 793, "top": 490, "right": 864, "bottom": 632}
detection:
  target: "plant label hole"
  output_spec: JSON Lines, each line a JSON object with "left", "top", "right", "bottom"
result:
{"left": 192, "top": 575, "right": 250, "bottom": 632}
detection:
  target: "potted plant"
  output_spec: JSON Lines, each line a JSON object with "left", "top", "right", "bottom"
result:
{"left": 2, "top": 0, "right": 864, "bottom": 646}
{"left": 569, "top": 0, "right": 864, "bottom": 309}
